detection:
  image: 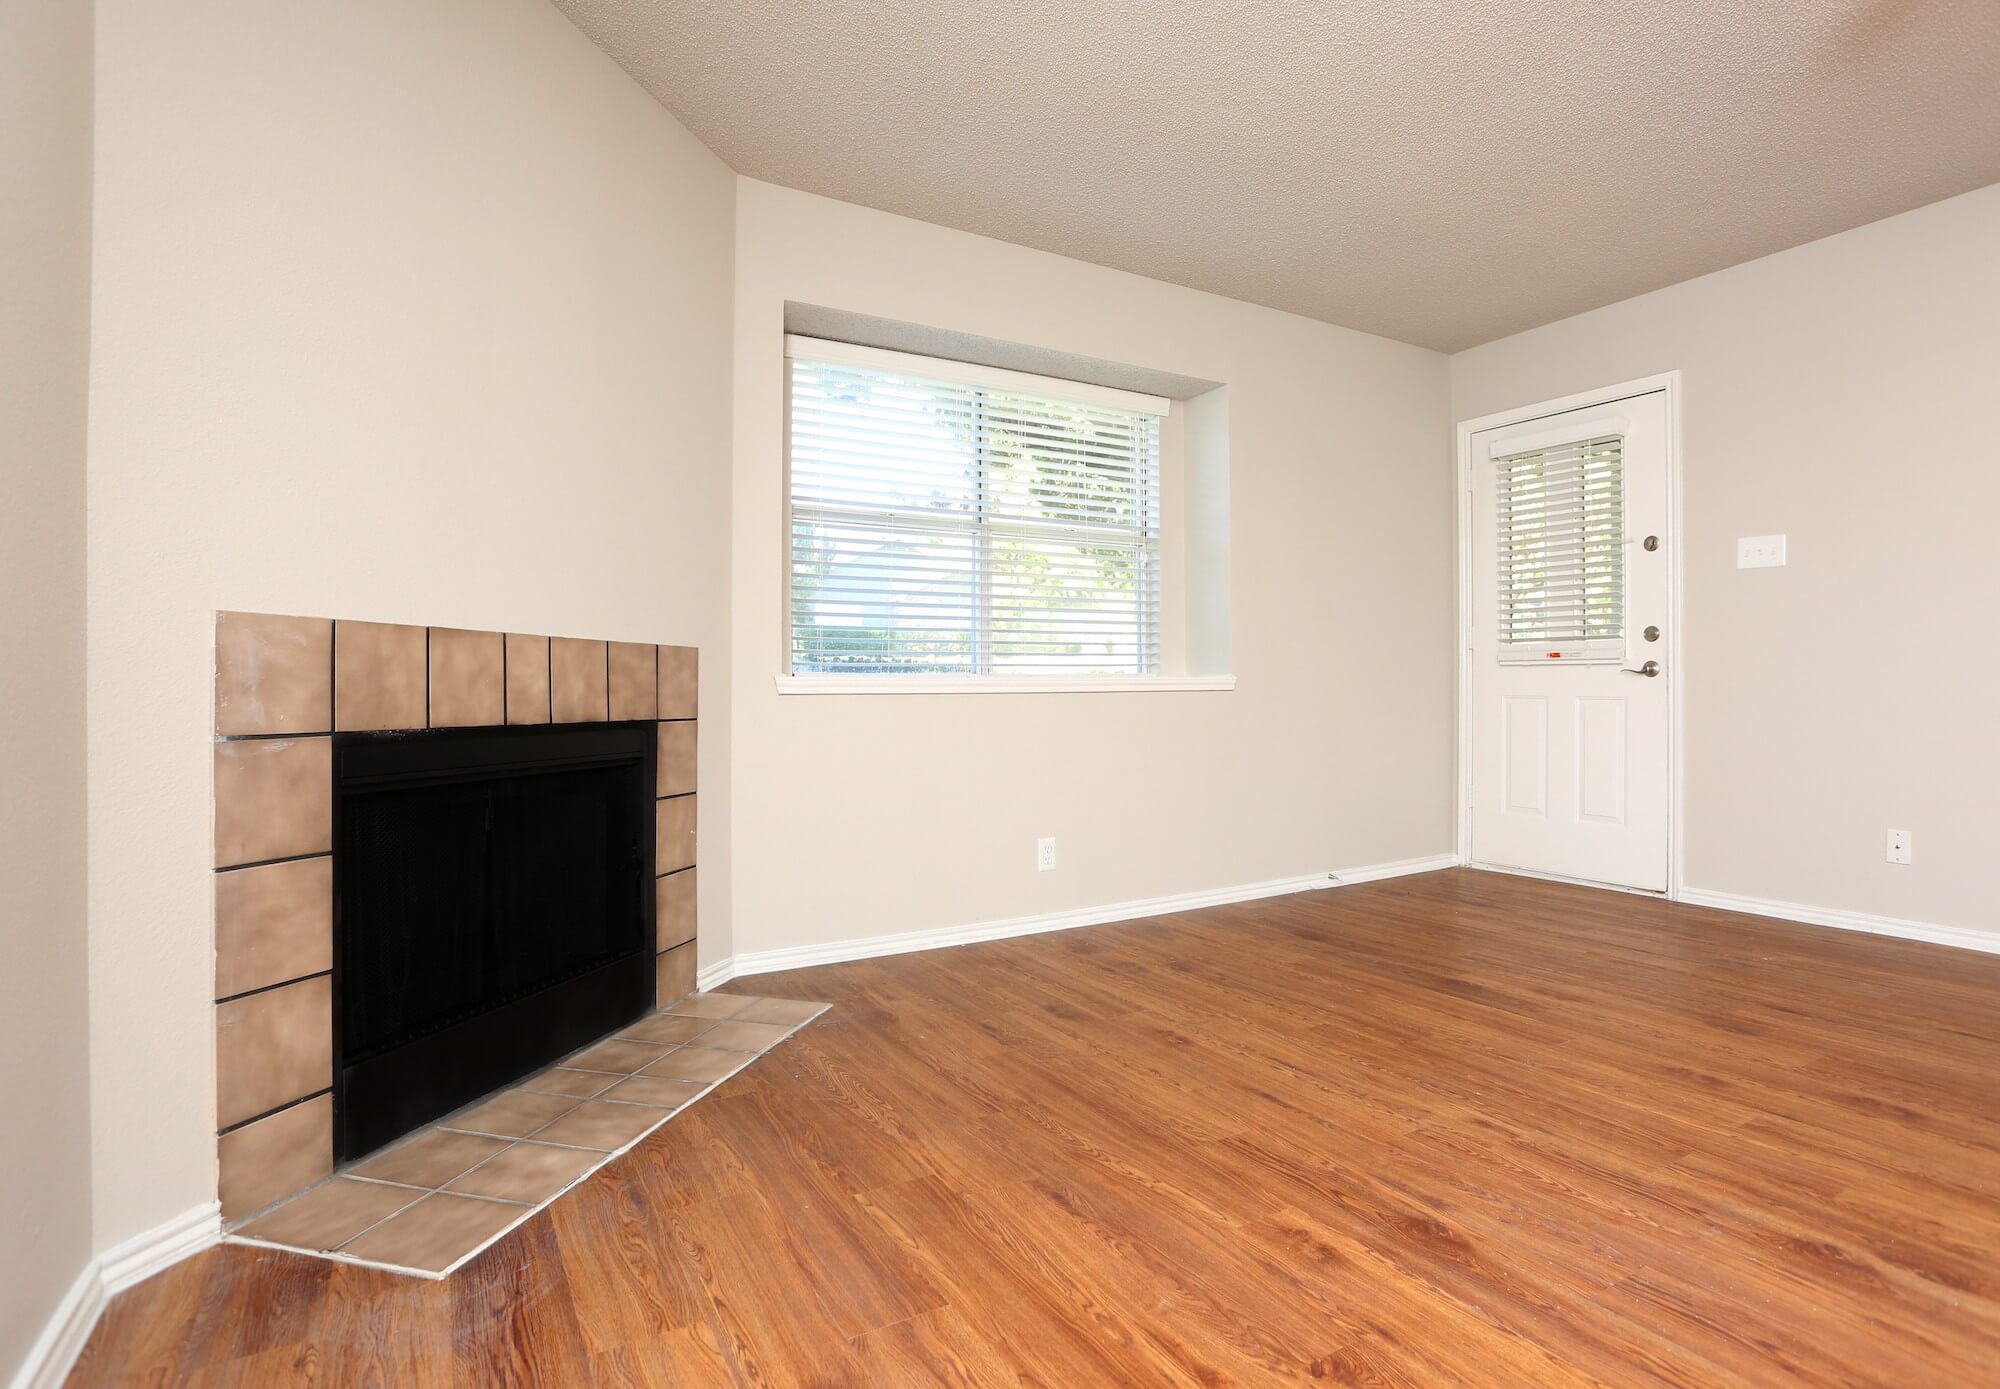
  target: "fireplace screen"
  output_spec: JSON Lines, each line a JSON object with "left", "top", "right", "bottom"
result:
{"left": 333, "top": 722, "right": 654, "bottom": 1159}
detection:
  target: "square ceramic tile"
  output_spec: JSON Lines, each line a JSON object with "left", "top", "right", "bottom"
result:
{"left": 608, "top": 641, "right": 657, "bottom": 721}
{"left": 516, "top": 1068, "right": 620, "bottom": 1099}
{"left": 214, "top": 855, "right": 332, "bottom": 1000}
{"left": 640, "top": 1046, "right": 752, "bottom": 1086}
{"left": 659, "top": 645, "right": 698, "bottom": 720}
{"left": 444, "top": 1142, "right": 600, "bottom": 1204}
{"left": 444, "top": 1089, "right": 579, "bottom": 1139}
{"left": 731, "top": 996, "right": 828, "bottom": 1027}
{"left": 350, "top": 1128, "right": 508, "bottom": 1189}
{"left": 215, "top": 612, "right": 332, "bottom": 736}
{"left": 505, "top": 634, "right": 550, "bottom": 724}
{"left": 218, "top": 1095, "right": 332, "bottom": 1222}
{"left": 428, "top": 627, "right": 504, "bottom": 728}
{"left": 339, "top": 1194, "right": 528, "bottom": 1274}
{"left": 334, "top": 621, "right": 427, "bottom": 731}
{"left": 222, "top": 996, "right": 829, "bottom": 1271}
{"left": 531, "top": 1101, "right": 666, "bottom": 1151}
{"left": 665, "top": 992, "right": 756, "bottom": 1021}
{"left": 598, "top": 1075, "right": 707, "bottom": 1110}
{"left": 238, "top": 1178, "right": 419, "bottom": 1252}
{"left": 656, "top": 722, "right": 696, "bottom": 797}
{"left": 565, "top": 1038, "right": 670, "bottom": 1075}
{"left": 656, "top": 941, "right": 696, "bottom": 1005}
{"left": 656, "top": 868, "right": 696, "bottom": 950}
{"left": 213, "top": 736, "right": 331, "bottom": 868}
{"left": 215, "top": 975, "right": 333, "bottom": 1130}
{"left": 656, "top": 795, "right": 696, "bottom": 873}
{"left": 619, "top": 1012, "right": 714, "bottom": 1046}
{"left": 550, "top": 637, "right": 608, "bottom": 722}
{"left": 692, "top": 1020, "right": 794, "bottom": 1053}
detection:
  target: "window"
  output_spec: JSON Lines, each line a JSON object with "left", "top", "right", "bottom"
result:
{"left": 786, "top": 338, "right": 1165, "bottom": 677}
{"left": 1494, "top": 433, "right": 1625, "bottom": 661}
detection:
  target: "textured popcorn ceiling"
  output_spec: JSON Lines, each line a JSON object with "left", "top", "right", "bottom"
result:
{"left": 553, "top": 0, "right": 2000, "bottom": 351}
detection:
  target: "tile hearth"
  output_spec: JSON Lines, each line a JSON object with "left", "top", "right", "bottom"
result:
{"left": 226, "top": 991, "right": 827, "bottom": 1277}
{"left": 212, "top": 612, "right": 705, "bottom": 1218}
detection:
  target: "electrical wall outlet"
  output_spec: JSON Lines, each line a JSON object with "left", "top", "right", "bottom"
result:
{"left": 1737, "top": 534, "right": 1787, "bottom": 568}
{"left": 1036, "top": 837, "right": 1057, "bottom": 872}
{"left": 1886, "top": 828, "right": 1912, "bottom": 865}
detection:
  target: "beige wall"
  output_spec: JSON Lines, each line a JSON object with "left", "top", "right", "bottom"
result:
{"left": 730, "top": 179, "right": 1455, "bottom": 958}
{"left": 0, "top": 0, "right": 96, "bottom": 1373}
{"left": 86, "top": 0, "right": 735, "bottom": 1250}
{"left": 1452, "top": 183, "right": 2000, "bottom": 942}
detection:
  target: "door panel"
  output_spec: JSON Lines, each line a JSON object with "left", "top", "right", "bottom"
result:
{"left": 1502, "top": 695, "right": 1548, "bottom": 817}
{"left": 1469, "top": 390, "right": 1670, "bottom": 891}
{"left": 1574, "top": 696, "right": 1627, "bottom": 825}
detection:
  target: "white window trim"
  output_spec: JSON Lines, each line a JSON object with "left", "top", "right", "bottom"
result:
{"left": 775, "top": 674, "right": 1235, "bottom": 695}
{"left": 785, "top": 336, "right": 1171, "bottom": 416}
{"left": 783, "top": 337, "right": 1208, "bottom": 688}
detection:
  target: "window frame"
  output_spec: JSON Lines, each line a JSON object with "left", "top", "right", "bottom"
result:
{"left": 1492, "top": 432, "right": 1628, "bottom": 665}
{"left": 779, "top": 337, "right": 1229, "bottom": 693}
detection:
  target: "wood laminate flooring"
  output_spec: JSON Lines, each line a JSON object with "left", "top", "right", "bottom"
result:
{"left": 68, "top": 869, "right": 2000, "bottom": 1386}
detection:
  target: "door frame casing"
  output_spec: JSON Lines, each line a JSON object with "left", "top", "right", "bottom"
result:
{"left": 1453, "top": 372, "right": 1685, "bottom": 898}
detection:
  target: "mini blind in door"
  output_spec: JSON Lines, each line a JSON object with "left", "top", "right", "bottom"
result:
{"left": 1494, "top": 434, "right": 1626, "bottom": 662}
{"left": 787, "top": 342, "right": 1164, "bottom": 676}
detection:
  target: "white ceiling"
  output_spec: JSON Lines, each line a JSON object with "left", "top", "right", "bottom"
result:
{"left": 553, "top": 0, "right": 2000, "bottom": 352}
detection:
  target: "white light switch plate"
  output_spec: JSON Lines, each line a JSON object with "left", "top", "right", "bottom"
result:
{"left": 1738, "top": 534, "right": 1787, "bottom": 568}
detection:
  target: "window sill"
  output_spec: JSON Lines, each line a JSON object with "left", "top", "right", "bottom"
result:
{"left": 774, "top": 675, "right": 1236, "bottom": 696}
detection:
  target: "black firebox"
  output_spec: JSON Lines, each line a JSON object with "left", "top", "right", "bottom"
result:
{"left": 332, "top": 721, "right": 655, "bottom": 1161}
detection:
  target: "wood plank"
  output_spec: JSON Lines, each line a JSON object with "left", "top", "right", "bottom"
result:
{"left": 67, "top": 869, "right": 2000, "bottom": 1385}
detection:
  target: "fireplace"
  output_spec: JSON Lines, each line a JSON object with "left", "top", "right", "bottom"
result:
{"left": 211, "top": 612, "right": 700, "bottom": 1223}
{"left": 332, "top": 722, "right": 656, "bottom": 1159}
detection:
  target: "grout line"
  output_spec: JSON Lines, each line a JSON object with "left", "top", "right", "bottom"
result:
{"left": 339, "top": 1174, "right": 437, "bottom": 1194}
{"left": 436, "top": 1127, "right": 678, "bottom": 1153}
{"left": 215, "top": 849, "right": 332, "bottom": 875}
{"left": 213, "top": 729, "right": 332, "bottom": 742}
{"left": 429, "top": 1137, "right": 533, "bottom": 1195}
{"left": 216, "top": 969, "right": 332, "bottom": 1006}
{"left": 338, "top": 1174, "right": 531, "bottom": 1209}
{"left": 327, "top": 1192, "right": 438, "bottom": 1251}
{"left": 216, "top": 1086, "right": 333, "bottom": 1138}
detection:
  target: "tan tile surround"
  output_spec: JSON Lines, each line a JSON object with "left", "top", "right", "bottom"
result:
{"left": 227, "top": 993, "right": 828, "bottom": 1277}
{"left": 212, "top": 611, "right": 703, "bottom": 1225}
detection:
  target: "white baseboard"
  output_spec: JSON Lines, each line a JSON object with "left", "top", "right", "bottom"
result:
{"left": 1676, "top": 886, "right": 2000, "bottom": 956}
{"left": 8, "top": 1203, "right": 219, "bottom": 1389}
{"left": 7, "top": 1265, "right": 102, "bottom": 1389}
{"left": 711, "top": 853, "right": 1461, "bottom": 982}
{"left": 96, "top": 1202, "right": 220, "bottom": 1296}
{"left": 694, "top": 958, "right": 735, "bottom": 992}
{"left": 1324, "top": 853, "right": 1464, "bottom": 888}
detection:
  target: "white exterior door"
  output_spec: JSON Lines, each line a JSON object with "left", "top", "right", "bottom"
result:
{"left": 1467, "top": 389, "right": 1671, "bottom": 892}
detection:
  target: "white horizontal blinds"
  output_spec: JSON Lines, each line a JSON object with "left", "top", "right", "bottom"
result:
{"left": 789, "top": 353, "right": 1162, "bottom": 675}
{"left": 1495, "top": 434, "right": 1626, "bottom": 659}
